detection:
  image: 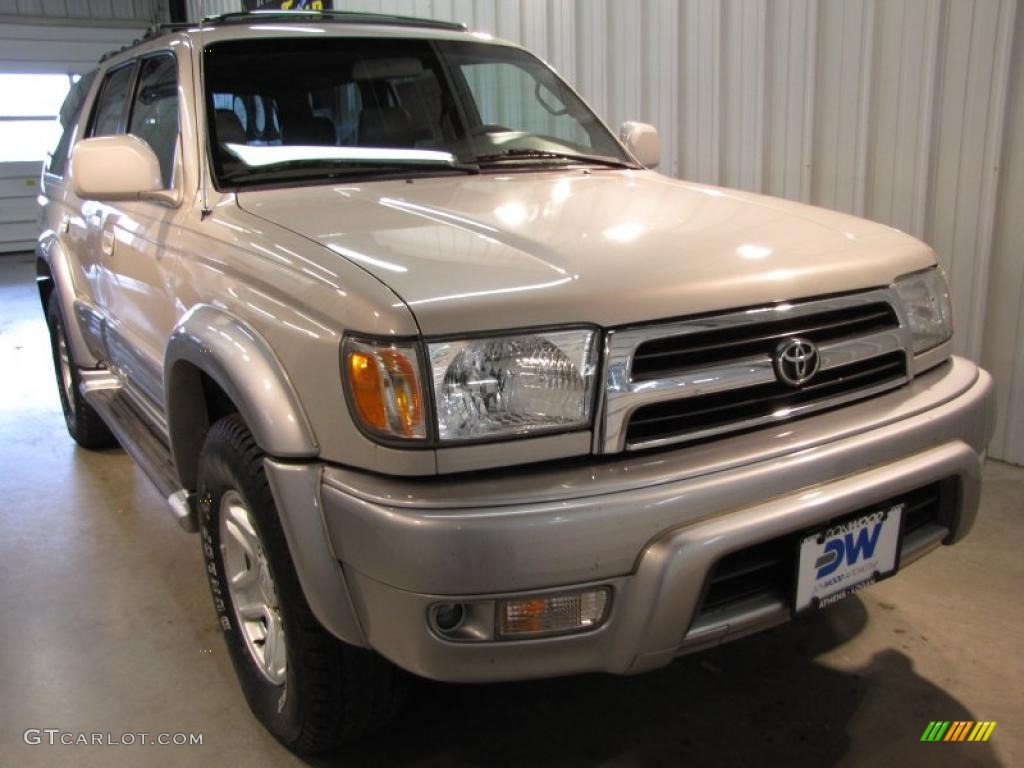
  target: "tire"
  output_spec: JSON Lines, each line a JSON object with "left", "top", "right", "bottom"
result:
{"left": 197, "top": 414, "right": 407, "bottom": 755}
{"left": 45, "top": 292, "right": 117, "bottom": 449}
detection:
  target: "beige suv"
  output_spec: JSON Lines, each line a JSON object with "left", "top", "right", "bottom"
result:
{"left": 38, "top": 10, "right": 994, "bottom": 755}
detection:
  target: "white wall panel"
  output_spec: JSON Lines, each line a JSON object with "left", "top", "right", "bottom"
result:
{"left": 811, "top": 0, "right": 871, "bottom": 215}
{"left": 187, "top": 0, "right": 238, "bottom": 19}
{"left": 0, "top": 162, "right": 42, "bottom": 253}
{"left": 864, "top": 0, "right": 935, "bottom": 238}
{"left": 183, "top": 0, "right": 1023, "bottom": 463}
{"left": 983, "top": 1, "right": 1024, "bottom": 465}
{"left": 764, "top": 0, "right": 816, "bottom": 201}
{"left": 720, "top": 0, "right": 765, "bottom": 191}
{"left": 0, "top": 0, "right": 163, "bottom": 21}
{"left": 927, "top": 0, "right": 1011, "bottom": 363}
{"left": 0, "top": 22, "right": 144, "bottom": 72}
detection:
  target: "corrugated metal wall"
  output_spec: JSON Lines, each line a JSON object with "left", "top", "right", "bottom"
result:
{"left": 186, "top": 0, "right": 1024, "bottom": 464}
{"left": 0, "top": 162, "right": 41, "bottom": 253}
{"left": 983, "top": 2, "right": 1024, "bottom": 465}
{"left": 0, "top": 0, "right": 164, "bottom": 22}
{"left": 0, "top": 0, "right": 164, "bottom": 74}
{"left": 0, "top": 22, "right": 152, "bottom": 73}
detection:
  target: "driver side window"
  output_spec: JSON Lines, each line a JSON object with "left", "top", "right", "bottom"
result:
{"left": 460, "top": 61, "right": 591, "bottom": 150}
{"left": 127, "top": 53, "right": 180, "bottom": 189}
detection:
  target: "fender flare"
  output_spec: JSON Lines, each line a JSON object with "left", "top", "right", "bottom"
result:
{"left": 36, "top": 239, "right": 99, "bottom": 367}
{"left": 263, "top": 460, "right": 368, "bottom": 647}
{"left": 164, "top": 304, "right": 318, "bottom": 491}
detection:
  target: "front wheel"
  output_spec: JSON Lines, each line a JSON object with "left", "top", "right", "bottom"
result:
{"left": 197, "top": 414, "right": 407, "bottom": 755}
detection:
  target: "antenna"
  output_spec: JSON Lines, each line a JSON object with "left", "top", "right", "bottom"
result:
{"left": 198, "top": 0, "right": 212, "bottom": 219}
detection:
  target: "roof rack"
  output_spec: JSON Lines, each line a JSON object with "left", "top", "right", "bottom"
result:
{"left": 142, "top": 21, "right": 195, "bottom": 40}
{"left": 97, "top": 11, "right": 468, "bottom": 64}
{"left": 97, "top": 22, "right": 191, "bottom": 62}
{"left": 203, "top": 10, "right": 467, "bottom": 32}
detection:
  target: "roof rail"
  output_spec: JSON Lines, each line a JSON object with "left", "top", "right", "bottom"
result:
{"left": 97, "top": 22, "right": 192, "bottom": 63}
{"left": 142, "top": 21, "right": 195, "bottom": 40}
{"left": 205, "top": 10, "right": 468, "bottom": 32}
{"left": 96, "top": 11, "right": 468, "bottom": 65}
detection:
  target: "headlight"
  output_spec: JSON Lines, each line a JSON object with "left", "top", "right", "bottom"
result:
{"left": 342, "top": 338, "right": 426, "bottom": 440}
{"left": 894, "top": 267, "right": 953, "bottom": 353}
{"left": 429, "top": 329, "right": 599, "bottom": 442}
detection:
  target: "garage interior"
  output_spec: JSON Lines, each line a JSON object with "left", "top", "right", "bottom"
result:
{"left": 1, "top": 0, "right": 1022, "bottom": 766}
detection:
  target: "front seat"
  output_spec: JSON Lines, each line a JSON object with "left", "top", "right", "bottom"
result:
{"left": 215, "top": 108, "right": 247, "bottom": 145}
{"left": 358, "top": 106, "right": 415, "bottom": 148}
{"left": 282, "top": 115, "right": 336, "bottom": 145}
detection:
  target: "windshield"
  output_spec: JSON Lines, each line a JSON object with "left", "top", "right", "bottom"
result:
{"left": 203, "top": 37, "right": 635, "bottom": 187}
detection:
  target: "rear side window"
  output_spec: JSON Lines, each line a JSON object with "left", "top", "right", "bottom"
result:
{"left": 46, "top": 70, "right": 96, "bottom": 177}
{"left": 89, "top": 63, "right": 135, "bottom": 137}
{"left": 128, "top": 54, "right": 179, "bottom": 188}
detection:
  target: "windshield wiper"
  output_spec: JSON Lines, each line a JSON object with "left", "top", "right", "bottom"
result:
{"left": 473, "top": 148, "right": 635, "bottom": 169}
{"left": 220, "top": 158, "right": 480, "bottom": 185}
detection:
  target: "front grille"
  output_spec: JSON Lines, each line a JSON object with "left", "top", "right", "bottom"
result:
{"left": 600, "top": 290, "right": 913, "bottom": 453}
{"left": 631, "top": 302, "right": 898, "bottom": 380}
{"left": 695, "top": 482, "right": 949, "bottom": 618}
{"left": 626, "top": 351, "right": 907, "bottom": 445}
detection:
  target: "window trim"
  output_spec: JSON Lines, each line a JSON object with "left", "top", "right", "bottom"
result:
{"left": 125, "top": 50, "right": 179, "bottom": 133}
{"left": 86, "top": 59, "right": 140, "bottom": 139}
{"left": 125, "top": 49, "right": 182, "bottom": 191}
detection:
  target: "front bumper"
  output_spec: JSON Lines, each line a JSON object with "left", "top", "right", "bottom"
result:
{"left": 273, "top": 356, "right": 993, "bottom": 683}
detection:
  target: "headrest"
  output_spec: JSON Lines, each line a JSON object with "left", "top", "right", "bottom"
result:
{"left": 351, "top": 58, "right": 424, "bottom": 81}
{"left": 215, "top": 108, "right": 246, "bottom": 145}
{"left": 283, "top": 115, "right": 336, "bottom": 146}
{"left": 358, "top": 106, "right": 415, "bottom": 148}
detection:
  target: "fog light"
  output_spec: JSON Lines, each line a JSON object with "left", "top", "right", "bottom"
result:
{"left": 432, "top": 602, "right": 465, "bottom": 632}
{"left": 497, "top": 588, "right": 610, "bottom": 639}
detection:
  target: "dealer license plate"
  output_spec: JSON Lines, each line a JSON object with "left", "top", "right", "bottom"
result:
{"left": 794, "top": 504, "right": 904, "bottom": 612}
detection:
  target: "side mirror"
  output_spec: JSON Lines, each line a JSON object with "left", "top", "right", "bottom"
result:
{"left": 70, "top": 135, "right": 163, "bottom": 201}
{"left": 620, "top": 121, "right": 660, "bottom": 169}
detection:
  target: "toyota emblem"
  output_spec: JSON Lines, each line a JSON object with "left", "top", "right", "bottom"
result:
{"left": 774, "top": 338, "right": 820, "bottom": 387}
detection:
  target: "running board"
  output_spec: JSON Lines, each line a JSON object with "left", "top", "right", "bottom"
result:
{"left": 83, "top": 385, "right": 198, "bottom": 533}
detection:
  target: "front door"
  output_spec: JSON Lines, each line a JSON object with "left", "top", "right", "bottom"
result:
{"left": 101, "top": 52, "right": 184, "bottom": 412}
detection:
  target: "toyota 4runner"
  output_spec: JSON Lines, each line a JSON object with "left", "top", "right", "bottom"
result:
{"left": 36, "top": 10, "right": 994, "bottom": 755}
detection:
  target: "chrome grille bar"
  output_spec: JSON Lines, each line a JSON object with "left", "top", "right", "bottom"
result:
{"left": 597, "top": 289, "right": 913, "bottom": 453}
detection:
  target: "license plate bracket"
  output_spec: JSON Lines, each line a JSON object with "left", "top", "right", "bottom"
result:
{"left": 794, "top": 503, "right": 905, "bottom": 613}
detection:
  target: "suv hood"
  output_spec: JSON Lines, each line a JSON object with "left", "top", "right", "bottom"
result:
{"left": 237, "top": 170, "right": 933, "bottom": 335}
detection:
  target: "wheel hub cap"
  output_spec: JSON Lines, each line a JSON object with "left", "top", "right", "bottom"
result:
{"left": 219, "top": 490, "right": 287, "bottom": 686}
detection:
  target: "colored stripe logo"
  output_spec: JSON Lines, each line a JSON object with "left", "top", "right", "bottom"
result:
{"left": 920, "top": 721, "right": 996, "bottom": 742}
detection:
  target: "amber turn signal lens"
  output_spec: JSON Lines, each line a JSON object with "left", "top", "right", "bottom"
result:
{"left": 344, "top": 340, "right": 426, "bottom": 439}
{"left": 348, "top": 351, "right": 387, "bottom": 430}
{"left": 497, "top": 588, "right": 610, "bottom": 639}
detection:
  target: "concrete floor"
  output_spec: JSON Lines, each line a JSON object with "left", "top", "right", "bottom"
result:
{"left": 0, "top": 251, "right": 1021, "bottom": 768}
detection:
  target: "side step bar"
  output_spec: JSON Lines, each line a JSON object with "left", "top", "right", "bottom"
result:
{"left": 83, "top": 384, "right": 198, "bottom": 533}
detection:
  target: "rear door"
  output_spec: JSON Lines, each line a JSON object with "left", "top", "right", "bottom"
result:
{"left": 40, "top": 70, "right": 100, "bottom": 352}
{"left": 71, "top": 61, "right": 136, "bottom": 333}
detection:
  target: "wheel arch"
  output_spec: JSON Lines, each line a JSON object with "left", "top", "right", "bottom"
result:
{"left": 167, "top": 310, "right": 365, "bottom": 648}
{"left": 35, "top": 256, "right": 54, "bottom": 307}
{"left": 164, "top": 304, "right": 318, "bottom": 492}
{"left": 35, "top": 240, "right": 98, "bottom": 367}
